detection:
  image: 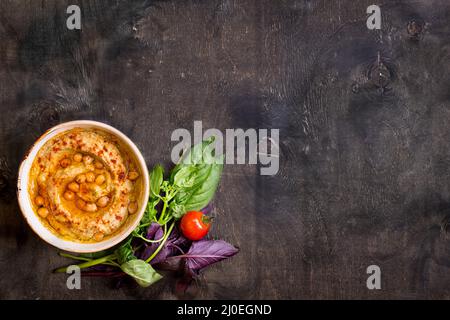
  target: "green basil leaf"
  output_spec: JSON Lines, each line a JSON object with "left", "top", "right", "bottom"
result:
{"left": 173, "top": 166, "right": 196, "bottom": 188}
{"left": 115, "top": 240, "right": 136, "bottom": 265}
{"left": 182, "top": 160, "right": 223, "bottom": 211}
{"left": 170, "top": 203, "right": 186, "bottom": 219}
{"left": 180, "top": 136, "right": 215, "bottom": 165}
{"left": 121, "top": 259, "right": 162, "bottom": 287}
{"left": 142, "top": 197, "right": 160, "bottom": 225}
{"left": 146, "top": 198, "right": 161, "bottom": 224}
{"left": 170, "top": 137, "right": 224, "bottom": 214}
{"left": 170, "top": 136, "right": 218, "bottom": 181}
{"left": 174, "top": 154, "right": 223, "bottom": 212}
{"left": 150, "top": 164, "right": 164, "bottom": 198}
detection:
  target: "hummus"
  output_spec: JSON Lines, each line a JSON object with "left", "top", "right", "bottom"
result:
{"left": 28, "top": 128, "right": 143, "bottom": 242}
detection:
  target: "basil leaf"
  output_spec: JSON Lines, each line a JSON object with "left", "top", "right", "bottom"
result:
{"left": 171, "top": 137, "right": 224, "bottom": 213}
{"left": 173, "top": 154, "right": 223, "bottom": 212}
{"left": 115, "top": 240, "right": 136, "bottom": 265}
{"left": 150, "top": 164, "right": 164, "bottom": 198}
{"left": 143, "top": 197, "right": 160, "bottom": 225}
{"left": 180, "top": 136, "right": 215, "bottom": 165}
{"left": 173, "top": 166, "right": 196, "bottom": 188}
{"left": 121, "top": 259, "right": 162, "bottom": 287}
{"left": 183, "top": 239, "right": 239, "bottom": 273}
{"left": 170, "top": 136, "right": 217, "bottom": 181}
{"left": 181, "top": 159, "right": 223, "bottom": 211}
{"left": 170, "top": 203, "right": 186, "bottom": 219}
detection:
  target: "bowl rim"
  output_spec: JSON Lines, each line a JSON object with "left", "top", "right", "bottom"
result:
{"left": 17, "top": 120, "right": 150, "bottom": 253}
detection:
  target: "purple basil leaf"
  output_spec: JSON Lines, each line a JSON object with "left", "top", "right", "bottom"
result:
{"left": 146, "top": 222, "right": 161, "bottom": 240}
{"left": 174, "top": 272, "right": 199, "bottom": 299}
{"left": 169, "top": 226, "right": 191, "bottom": 249}
{"left": 182, "top": 240, "right": 239, "bottom": 273}
{"left": 141, "top": 224, "right": 190, "bottom": 264}
{"left": 141, "top": 223, "right": 167, "bottom": 263}
{"left": 154, "top": 256, "right": 185, "bottom": 272}
{"left": 149, "top": 246, "right": 171, "bottom": 265}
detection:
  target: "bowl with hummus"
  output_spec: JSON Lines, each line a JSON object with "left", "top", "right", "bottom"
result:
{"left": 17, "top": 120, "right": 150, "bottom": 253}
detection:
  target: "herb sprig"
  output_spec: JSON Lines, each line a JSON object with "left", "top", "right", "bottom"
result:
{"left": 54, "top": 137, "right": 237, "bottom": 288}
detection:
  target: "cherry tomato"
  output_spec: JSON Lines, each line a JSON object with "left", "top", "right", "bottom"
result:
{"left": 180, "top": 211, "right": 211, "bottom": 241}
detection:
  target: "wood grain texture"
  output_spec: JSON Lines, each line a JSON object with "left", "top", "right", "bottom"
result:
{"left": 1, "top": 0, "right": 450, "bottom": 299}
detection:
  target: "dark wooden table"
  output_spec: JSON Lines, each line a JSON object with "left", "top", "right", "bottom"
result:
{"left": 1, "top": 0, "right": 450, "bottom": 299}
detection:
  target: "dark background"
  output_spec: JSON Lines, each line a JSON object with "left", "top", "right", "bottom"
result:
{"left": 1, "top": 0, "right": 450, "bottom": 299}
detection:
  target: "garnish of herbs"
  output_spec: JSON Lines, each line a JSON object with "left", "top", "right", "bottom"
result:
{"left": 54, "top": 137, "right": 239, "bottom": 288}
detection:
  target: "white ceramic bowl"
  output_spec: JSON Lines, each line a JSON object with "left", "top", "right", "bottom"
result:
{"left": 17, "top": 120, "right": 150, "bottom": 253}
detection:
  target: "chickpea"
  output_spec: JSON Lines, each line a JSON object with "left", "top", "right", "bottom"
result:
{"left": 94, "top": 161, "right": 104, "bottom": 169}
{"left": 35, "top": 195, "right": 45, "bottom": 206}
{"left": 38, "top": 173, "right": 46, "bottom": 185}
{"left": 75, "top": 174, "right": 87, "bottom": 184}
{"left": 95, "top": 174, "right": 105, "bottom": 185}
{"left": 128, "top": 202, "right": 138, "bottom": 214}
{"left": 76, "top": 199, "right": 86, "bottom": 210}
{"left": 84, "top": 202, "right": 98, "bottom": 212}
{"left": 83, "top": 155, "right": 94, "bottom": 165}
{"left": 128, "top": 171, "right": 139, "bottom": 181}
{"left": 63, "top": 190, "right": 75, "bottom": 201}
{"left": 67, "top": 182, "right": 80, "bottom": 192}
{"left": 73, "top": 153, "right": 83, "bottom": 162}
{"left": 86, "top": 172, "right": 96, "bottom": 183}
{"left": 55, "top": 215, "right": 67, "bottom": 223}
{"left": 93, "top": 232, "right": 104, "bottom": 241}
{"left": 37, "top": 207, "right": 49, "bottom": 218}
{"left": 60, "top": 158, "right": 71, "bottom": 168}
{"left": 96, "top": 196, "right": 109, "bottom": 208}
